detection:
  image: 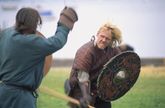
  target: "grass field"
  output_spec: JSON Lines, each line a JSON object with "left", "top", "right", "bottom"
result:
{"left": 37, "top": 66, "right": 165, "bottom": 108}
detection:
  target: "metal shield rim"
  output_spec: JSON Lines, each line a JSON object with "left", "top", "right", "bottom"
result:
{"left": 97, "top": 51, "right": 141, "bottom": 101}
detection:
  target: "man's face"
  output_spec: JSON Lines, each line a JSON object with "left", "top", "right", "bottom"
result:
{"left": 96, "top": 30, "right": 112, "bottom": 49}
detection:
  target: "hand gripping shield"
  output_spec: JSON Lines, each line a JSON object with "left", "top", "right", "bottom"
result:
{"left": 97, "top": 51, "right": 141, "bottom": 101}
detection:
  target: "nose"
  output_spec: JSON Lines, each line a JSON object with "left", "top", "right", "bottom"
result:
{"left": 102, "top": 37, "right": 107, "bottom": 42}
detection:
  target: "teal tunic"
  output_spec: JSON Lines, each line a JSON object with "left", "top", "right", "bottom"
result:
{"left": 0, "top": 23, "right": 70, "bottom": 108}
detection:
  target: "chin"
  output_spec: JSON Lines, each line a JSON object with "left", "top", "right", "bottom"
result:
{"left": 98, "top": 45, "right": 106, "bottom": 49}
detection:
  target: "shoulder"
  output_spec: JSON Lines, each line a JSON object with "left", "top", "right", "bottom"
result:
{"left": 77, "top": 41, "right": 94, "bottom": 54}
{"left": 1, "top": 27, "right": 15, "bottom": 33}
{"left": 107, "top": 46, "right": 121, "bottom": 56}
{"left": 0, "top": 27, "right": 16, "bottom": 38}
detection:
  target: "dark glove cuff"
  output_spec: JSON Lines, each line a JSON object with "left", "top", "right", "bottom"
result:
{"left": 79, "top": 98, "right": 89, "bottom": 108}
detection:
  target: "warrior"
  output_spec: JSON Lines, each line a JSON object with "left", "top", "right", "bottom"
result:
{"left": 66, "top": 22, "right": 122, "bottom": 108}
{"left": 118, "top": 44, "right": 134, "bottom": 52}
{"left": 0, "top": 7, "right": 78, "bottom": 108}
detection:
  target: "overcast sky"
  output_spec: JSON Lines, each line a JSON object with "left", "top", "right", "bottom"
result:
{"left": 1, "top": 0, "right": 165, "bottom": 59}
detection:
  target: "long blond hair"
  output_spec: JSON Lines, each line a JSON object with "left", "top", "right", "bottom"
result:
{"left": 97, "top": 22, "right": 122, "bottom": 47}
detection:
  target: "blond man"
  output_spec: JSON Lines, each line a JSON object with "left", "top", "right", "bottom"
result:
{"left": 66, "top": 22, "right": 122, "bottom": 108}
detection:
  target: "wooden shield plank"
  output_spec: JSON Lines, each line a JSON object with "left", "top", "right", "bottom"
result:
{"left": 97, "top": 51, "right": 141, "bottom": 101}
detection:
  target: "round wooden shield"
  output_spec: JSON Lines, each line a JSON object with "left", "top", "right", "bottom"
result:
{"left": 97, "top": 51, "right": 141, "bottom": 101}
{"left": 36, "top": 31, "right": 53, "bottom": 76}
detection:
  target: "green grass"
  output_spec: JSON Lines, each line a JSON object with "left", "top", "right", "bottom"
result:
{"left": 37, "top": 66, "right": 165, "bottom": 108}
{"left": 38, "top": 68, "right": 70, "bottom": 108}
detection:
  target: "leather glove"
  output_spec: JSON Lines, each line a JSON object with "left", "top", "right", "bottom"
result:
{"left": 59, "top": 6, "right": 78, "bottom": 30}
{"left": 79, "top": 82, "right": 92, "bottom": 108}
{"left": 79, "top": 95, "right": 92, "bottom": 108}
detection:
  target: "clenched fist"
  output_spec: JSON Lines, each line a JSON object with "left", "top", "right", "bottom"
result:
{"left": 59, "top": 6, "right": 78, "bottom": 30}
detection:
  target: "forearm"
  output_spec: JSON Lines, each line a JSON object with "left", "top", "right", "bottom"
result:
{"left": 78, "top": 71, "right": 90, "bottom": 96}
{"left": 48, "top": 22, "right": 70, "bottom": 49}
